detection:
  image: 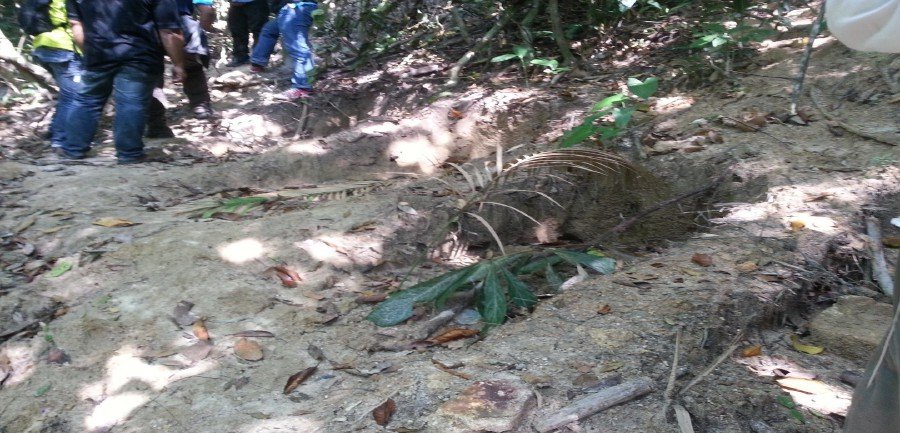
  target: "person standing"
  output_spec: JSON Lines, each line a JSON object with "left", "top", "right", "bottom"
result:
{"left": 30, "top": 0, "right": 83, "bottom": 150}
{"left": 249, "top": 0, "right": 317, "bottom": 100}
{"left": 146, "top": 0, "right": 216, "bottom": 138}
{"left": 226, "top": 0, "right": 268, "bottom": 67}
{"left": 64, "top": 0, "right": 186, "bottom": 164}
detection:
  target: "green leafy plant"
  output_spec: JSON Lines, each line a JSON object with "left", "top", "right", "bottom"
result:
{"left": 560, "top": 76, "right": 658, "bottom": 148}
{"left": 366, "top": 249, "right": 616, "bottom": 329}
{"left": 530, "top": 58, "right": 571, "bottom": 76}
{"left": 366, "top": 148, "right": 635, "bottom": 331}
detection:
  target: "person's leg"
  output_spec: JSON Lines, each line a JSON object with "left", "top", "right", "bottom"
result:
{"left": 183, "top": 54, "right": 212, "bottom": 116}
{"left": 228, "top": 3, "right": 250, "bottom": 64}
{"left": 250, "top": 19, "right": 281, "bottom": 68}
{"left": 64, "top": 67, "right": 114, "bottom": 158}
{"left": 52, "top": 58, "right": 86, "bottom": 148}
{"left": 281, "top": 3, "right": 316, "bottom": 90}
{"left": 146, "top": 74, "right": 173, "bottom": 137}
{"left": 40, "top": 61, "right": 70, "bottom": 148}
{"left": 247, "top": 0, "right": 270, "bottom": 50}
{"left": 111, "top": 65, "right": 155, "bottom": 162}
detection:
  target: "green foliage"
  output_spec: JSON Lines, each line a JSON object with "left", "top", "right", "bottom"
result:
{"left": 560, "top": 77, "right": 658, "bottom": 147}
{"left": 366, "top": 249, "right": 616, "bottom": 329}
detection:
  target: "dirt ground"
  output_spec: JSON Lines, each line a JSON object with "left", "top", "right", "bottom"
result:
{"left": 1, "top": 5, "right": 899, "bottom": 433}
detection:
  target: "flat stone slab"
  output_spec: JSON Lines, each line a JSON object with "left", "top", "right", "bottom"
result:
{"left": 809, "top": 295, "right": 893, "bottom": 361}
{"left": 430, "top": 374, "right": 535, "bottom": 433}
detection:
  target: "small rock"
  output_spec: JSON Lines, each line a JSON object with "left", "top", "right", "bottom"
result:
{"left": 809, "top": 295, "right": 893, "bottom": 361}
{"left": 431, "top": 374, "right": 535, "bottom": 433}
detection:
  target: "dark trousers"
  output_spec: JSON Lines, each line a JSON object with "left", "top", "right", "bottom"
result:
{"left": 227, "top": 0, "right": 269, "bottom": 60}
{"left": 147, "top": 53, "right": 209, "bottom": 129}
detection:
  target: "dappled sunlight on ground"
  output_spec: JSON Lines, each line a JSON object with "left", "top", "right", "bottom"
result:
{"left": 388, "top": 134, "right": 447, "bottom": 174}
{"left": 241, "top": 417, "right": 325, "bottom": 433}
{"left": 79, "top": 345, "right": 217, "bottom": 431}
{"left": 284, "top": 139, "right": 330, "bottom": 155}
{"left": 737, "top": 354, "right": 853, "bottom": 416}
{"left": 0, "top": 342, "right": 38, "bottom": 387}
{"left": 296, "top": 232, "right": 383, "bottom": 270}
{"left": 219, "top": 238, "right": 267, "bottom": 264}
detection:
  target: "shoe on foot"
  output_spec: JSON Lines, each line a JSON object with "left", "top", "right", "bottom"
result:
{"left": 192, "top": 103, "right": 214, "bottom": 120}
{"left": 145, "top": 125, "right": 175, "bottom": 138}
{"left": 250, "top": 63, "right": 265, "bottom": 73}
{"left": 275, "top": 88, "right": 313, "bottom": 101}
{"left": 226, "top": 58, "right": 249, "bottom": 67}
{"left": 118, "top": 148, "right": 172, "bottom": 165}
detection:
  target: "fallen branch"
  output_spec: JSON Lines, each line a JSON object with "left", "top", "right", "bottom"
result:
{"left": 810, "top": 86, "right": 898, "bottom": 146}
{"left": 662, "top": 326, "right": 683, "bottom": 417}
{"left": 678, "top": 331, "right": 743, "bottom": 396}
{"left": 533, "top": 377, "right": 654, "bottom": 433}
{"left": 866, "top": 216, "right": 895, "bottom": 300}
{"left": 445, "top": 9, "right": 512, "bottom": 87}
{"left": 599, "top": 170, "right": 731, "bottom": 238}
{"left": 0, "top": 29, "right": 56, "bottom": 93}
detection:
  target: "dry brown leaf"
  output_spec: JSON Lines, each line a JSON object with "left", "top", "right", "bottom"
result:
{"left": 271, "top": 265, "right": 302, "bottom": 287}
{"left": 789, "top": 220, "right": 806, "bottom": 231}
{"left": 736, "top": 261, "right": 758, "bottom": 273}
{"left": 14, "top": 216, "right": 37, "bottom": 234}
{"left": 234, "top": 338, "right": 264, "bottom": 361}
{"left": 428, "top": 328, "right": 479, "bottom": 344}
{"left": 172, "top": 300, "right": 197, "bottom": 326}
{"left": 447, "top": 108, "right": 464, "bottom": 120}
{"left": 230, "top": 330, "right": 275, "bottom": 338}
{"left": 741, "top": 345, "right": 762, "bottom": 357}
{"left": 92, "top": 217, "right": 138, "bottom": 228}
{"left": 193, "top": 318, "right": 210, "bottom": 341}
{"left": 790, "top": 335, "right": 824, "bottom": 355}
{"left": 597, "top": 304, "right": 612, "bottom": 315}
{"left": 355, "top": 293, "right": 388, "bottom": 303}
{"left": 883, "top": 236, "right": 900, "bottom": 248}
{"left": 691, "top": 253, "right": 713, "bottom": 267}
{"left": 181, "top": 341, "right": 213, "bottom": 362}
{"left": 372, "top": 398, "right": 397, "bottom": 426}
{"left": 307, "top": 344, "right": 326, "bottom": 362}
{"left": 757, "top": 274, "right": 782, "bottom": 282}
{"left": 47, "top": 347, "right": 68, "bottom": 364}
{"left": 283, "top": 366, "right": 317, "bottom": 394}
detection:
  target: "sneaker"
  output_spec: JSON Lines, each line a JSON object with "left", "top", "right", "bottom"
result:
{"left": 275, "top": 88, "right": 313, "bottom": 101}
{"left": 192, "top": 103, "right": 214, "bottom": 120}
{"left": 226, "top": 58, "right": 249, "bottom": 67}
{"left": 250, "top": 63, "right": 265, "bottom": 73}
{"left": 145, "top": 125, "right": 175, "bottom": 138}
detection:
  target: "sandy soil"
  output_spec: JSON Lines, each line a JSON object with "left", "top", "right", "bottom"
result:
{"left": 1, "top": 6, "right": 898, "bottom": 433}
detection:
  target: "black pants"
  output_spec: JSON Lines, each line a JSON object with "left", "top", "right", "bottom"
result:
{"left": 227, "top": 0, "right": 269, "bottom": 60}
{"left": 147, "top": 54, "right": 209, "bottom": 128}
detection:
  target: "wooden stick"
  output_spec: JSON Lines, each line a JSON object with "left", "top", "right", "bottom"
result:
{"left": 789, "top": 3, "right": 825, "bottom": 115}
{"left": 598, "top": 170, "right": 731, "bottom": 239}
{"left": 662, "top": 326, "right": 683, "bottom": 416}
{"left": 533, "top": 377, "right": 653, "bottom": 433}
{"left": 810, "top": 86, "right": 898, "bottom": 146}
{"left": 678, "top": 331, "right": 743, "bottom": 396}
{"left": 866, "top": 216, "right": 895, "bottom": 300}
{"left": 445, "top": 10, "right": 512, "bottom": 87}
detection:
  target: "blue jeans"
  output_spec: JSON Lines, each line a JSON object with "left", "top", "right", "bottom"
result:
{"left": 33, "top": 48, "right": 84, "bottom": 148}
{"left": 250, "top": 2, "right": 316, "bottom": 90}
{"left": 64, "top": 64, "right": 154, "bottom": 161}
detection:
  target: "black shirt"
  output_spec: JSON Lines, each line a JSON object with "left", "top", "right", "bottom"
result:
{"left": 67, "top": 0, "right": 181, "bottom": 74}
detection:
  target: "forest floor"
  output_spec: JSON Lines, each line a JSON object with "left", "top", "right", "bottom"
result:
{"left": 1, "top": 5, "right": 899, "bottom": 433}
